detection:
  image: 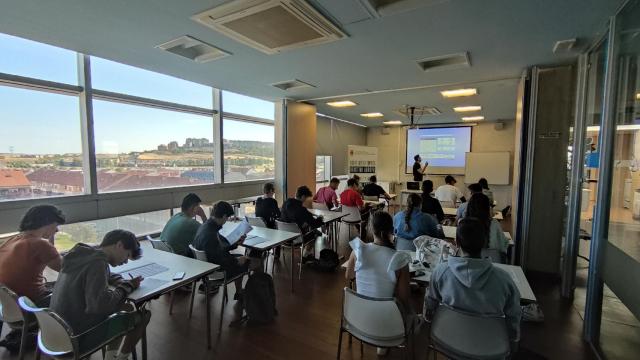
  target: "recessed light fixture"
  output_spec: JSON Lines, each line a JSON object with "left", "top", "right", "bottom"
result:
{"left": 454, "top": 106, "right": 482, "bottom": 113}
{"left": 360, "top": 112, "right": 384, "bottom": 118}
{"left": 327, "top": 100, "right": 357, "bottom": 108}
{"left": 462, "top": 116, "right": 484, "bottom": 121}
{"left": 383, "top": 120, "right": 403, "bottom": 125}
{"left": 636, "top": 92, "right": 640, "bottom": 100}
{"left": 441, "top": 88, "right": 477, "bottom": 98}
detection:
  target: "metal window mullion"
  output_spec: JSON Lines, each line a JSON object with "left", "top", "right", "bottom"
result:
{"left": 77, "top": 54, "right": 98, "bottom": 195}
{"left": 92, "top": 89, "right": 216, "bottom": 117}
{"left": 584, "top": 15, "right": 618, "bottom": 344}
{"left": 213, "top": 88, "right": 223, "bottom": 184}
{"left": 223, "top": 111, "right": 275, "bottom": 125}
{"left": 0, "top": 71, "right": 82, "bottom": 95}
{"left": 561, "top": 54, "right": 589, "bottom": 298}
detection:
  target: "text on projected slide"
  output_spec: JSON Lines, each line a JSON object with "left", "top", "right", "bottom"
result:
{"left": 406, "top": 127, "right": 471, "bottom": 172}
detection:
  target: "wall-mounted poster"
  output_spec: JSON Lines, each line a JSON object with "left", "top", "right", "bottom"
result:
{"left": 348, "top": 145, "right": 377, "bottom": 177}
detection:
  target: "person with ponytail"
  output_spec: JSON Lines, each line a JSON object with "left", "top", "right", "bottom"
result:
{"left": 393, "top": 193, "right": 440, "bottom": 250}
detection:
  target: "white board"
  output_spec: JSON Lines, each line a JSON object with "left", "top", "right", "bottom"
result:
{"left": 464, "top": 152, "right": 510, "bottom": 185}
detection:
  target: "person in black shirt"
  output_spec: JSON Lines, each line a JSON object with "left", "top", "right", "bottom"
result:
{"left": 255, "top": 182, "right": 280, "bottom": 229}
{"left": 421, "top": 180, "right": 444, "bottom": 223}
{"left": 362, "top": 175, "right": 391, "bottom": 200}
{"left": 280, "top": 186, "right": 324, "bottom": 261}
{"left": 193, "top": 201, "right": 250, "bottom": 301}
{"left": 412, "top": 154, "right": 428, "bottom": 182}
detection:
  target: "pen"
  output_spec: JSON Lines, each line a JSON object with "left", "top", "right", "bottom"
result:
{"left": 128, "top": 273, "right": 134, "bottom": 280}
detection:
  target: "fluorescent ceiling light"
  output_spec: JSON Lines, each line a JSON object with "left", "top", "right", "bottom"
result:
{"left": 441, "top": 88, "right": 477, "bottom": 98}
{"left": 454, "top": 106, "right": 482, "bottom": 113}
{"left": 327, "top": 100, "right": 357, "bottom": 107}
{"left": 587, "top": 124, "right": 640, "bottom": 132}
{"left": 462, "top": 116, "right": 484, "bottom": 121}
{"left": 636, "top": 92, "right": 640, "bottom": 100}
{"left": 360, "top": 112, "right": 384, "bottom": 118}
{"left": 383, "top": 120, "right": 403, "bottom": 125}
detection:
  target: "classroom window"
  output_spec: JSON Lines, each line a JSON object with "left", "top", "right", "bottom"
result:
{"left": 56, "top": 209, "right": 173, "bottom": 252}
{"left": 0, "top": 85, "right": 84, "bottom": 201}
{"left": 223, "top": 119, "right": 275, "bottom": 182}
{"left": 91, "top": 56, "right": 213, "bottom": 109}
{"left": 316, "top": 155, "right": 332, "bottom": 182}
{"left": 222, "top": 90, "right": 275, "bottom": 120}
{"left": 93, "top": 100, "right": 216, "bottom": 192}
{"left": 0, "top": 32, "right": 78, "bottom": 84}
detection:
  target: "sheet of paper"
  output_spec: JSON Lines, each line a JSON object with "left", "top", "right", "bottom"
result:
{"left": 226, "top": 220, "right": 253, "bottom": 245}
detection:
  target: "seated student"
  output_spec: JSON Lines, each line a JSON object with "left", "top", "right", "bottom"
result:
{"left": 478, "top": 177, "right": 495, "bottom": 206}
{"left": 281, "top": 186, "right": 324, "bottom": 261}
{"left": 255, "top": 182, "right": 281, "bottom": 229}
{"left": 465, "top": 193, "right": 509, "bottom": 256}
{"left": 313, "top": 177, "right": 340, "bottom": 209}
{"left": 393, "top": 194, "right": 441, "bottom": 250}
{"left": 0, "top": 205, "right": 64, "bottom": 306}
{"left": 51, "top": 230, "right": 149, "bottom": 360}
{"left": 340, "top": 178, "right": 365, "bottom": 210}
{"left": 352, "top": 174, "right": 364, "bottom": 193}
{"left": 362, "top": 175, "right": 391, "bottom": 200}
{"left": 421, "top": 180, "right": 445, "bottom": 223}
{"left": 193, "top": 201, "right": 251, "bottom": 300}
{"left": 345, "top": 211, "right": 413, "bottom": 357}
{"left": 425, "top": 217, "right": 521, "bottom": 347}
{"left": 435, "top": 175, "right": 466, "bottom": 205}
{"left": 160, "top": 193, "right": 206, "bottom": 257}
{"left": 455, "top": 183, "right": 484, "bottom": 221}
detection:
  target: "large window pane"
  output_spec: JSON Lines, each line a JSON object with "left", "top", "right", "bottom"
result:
{"left": 0, "top": 33, "right": 77, "bottom": 84}
{"left": 91, "top": 57, "right": 213, "bottom": 108}
{"left": 223, "top": 119, "right": 274, "bottom": 182}
{"left": 0, "top": 86, "right": 83, "bottom": 201}
{"left": 93, "top": 100, "right": 215, "bottom": 192}
{"left": 223, "top": 90, "right": 275, "bottom": 120}
{"left": 56, "top": 209, "right": 172, "bottom": 252}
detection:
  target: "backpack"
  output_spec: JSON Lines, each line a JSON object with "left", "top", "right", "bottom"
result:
{"left": 310, "top": 249, "right": 339, "bottom": 272}
{"left": 243, "top": 272, "right": 277, "bottom": 325}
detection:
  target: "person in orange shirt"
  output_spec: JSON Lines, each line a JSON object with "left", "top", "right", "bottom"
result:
{"left": 0, "top": 204, "right": 65, "bottom": 351}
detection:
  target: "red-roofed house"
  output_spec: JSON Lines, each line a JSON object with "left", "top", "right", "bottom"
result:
{"left": 0, "top": 169, "right": 32, "bottom": 199}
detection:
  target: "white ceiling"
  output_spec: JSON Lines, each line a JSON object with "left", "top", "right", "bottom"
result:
{"left": 0, "top": 0, "right": 622, "bottom": 126}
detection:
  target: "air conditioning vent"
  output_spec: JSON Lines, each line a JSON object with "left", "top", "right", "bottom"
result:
{"left": 155, "top": 36, "right": 230, "bottom": 63}
{"left": 271, "top": 79, "right": 315, "bottom": 91}
{"left": 192, "top": 0, "right": 347, "bottom": 55}
{"left": 416, "top": 52, "right": 471, "bottom": 72}
{"left": 394, "top": 106, "right": 441, "bottom": 117}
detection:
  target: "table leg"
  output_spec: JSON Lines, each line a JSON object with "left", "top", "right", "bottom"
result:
{"left": 205, "top": 279, "right": 211, "bottom": 349}
{"left": 291, "top": 245, "right": 295, "bottom": 293}
{"left": 141, "top": 324, "right": 148, "bottom": 360}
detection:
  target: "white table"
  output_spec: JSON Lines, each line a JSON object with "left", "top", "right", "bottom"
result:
{"left": 442, "top": 225, "right": 514, "bottom": 246}
{"left": 309, "top": 208, "right": 348, "bottom": 251}
{"left": 442, "top": 207, "right": 504, "bottom": 220}
{"left": 221, "top": 221, "right": 300, "bottom": 292}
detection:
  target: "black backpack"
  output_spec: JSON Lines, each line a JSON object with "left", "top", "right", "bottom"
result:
{"left": 243, "top": 272, "right": 277, "bottom": 325}
{"left": 310, "top": 249, "right": 339, "bottom": 272}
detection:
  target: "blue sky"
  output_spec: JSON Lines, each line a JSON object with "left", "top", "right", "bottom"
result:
{"left": 0, "top": 33, "right": 275, "bottom": 155}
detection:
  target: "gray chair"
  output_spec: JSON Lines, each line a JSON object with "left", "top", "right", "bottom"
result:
{"left": 188, "top": 245, "right": 246, "bottom": 334}
{"left": 275, "top": 220, "right": 311, "bottom": 282}
{"left": 428, "top": 305, "right": 511, "bottom": 359}
{"left": 18, "top": 297, "right": 135, "bottom": 360}
{"left": 245, "top": 216, "right": 267, "bottom": 228}
{"left": 337, "top": 287, "right": 413, "bottom": 359}
{"left": 341, "top": 205, "right": 364, "bottom": 241}
{"left": 146, "top": 236, "right": 174, "bottom": 253}
{"left": 0, "top": 285, "right": 32, "bottom": 360}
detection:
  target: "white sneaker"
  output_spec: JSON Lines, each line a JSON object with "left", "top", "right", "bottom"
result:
{"left": 376, "top": 347, "right": 388, "bottom": 356}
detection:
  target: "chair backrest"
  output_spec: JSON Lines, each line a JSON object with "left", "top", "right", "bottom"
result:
{"left": 439, "top": 200, "right": 455, "bottom": 209}
{"left": 189, "top": 244, "right": 208, "bottom": 262}
{"left": 363, "top": 195, "right": 378, "bottom": 201}
{"left": 147, "top": 237, "right": 174, "bottom": 253}
{"left": 430, "top": 305, "right": 510, "bottom": 359}
{"left": 341, "top": 205, "right": 362, "bottom": 223}
{"left": 312, "top": 202, "right": 329, "bottom": 210}
{"left": 0, "top": 285, "right": 24, "bottom": 323}
{"left": 18, "top": 297, "right": 74, "bottom": 356}
{"left": 275, "top": 220, "right": 301, "bottom": 234}
{"left": 246, "top": 215, "right": 267, "bottom": 228}
{"left": 342, "top": 288, "right": 405, "bottom": 341}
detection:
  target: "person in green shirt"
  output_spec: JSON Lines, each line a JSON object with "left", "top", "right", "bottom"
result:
{"left": 160, "top": 193, "right": 207, "bottom": 257}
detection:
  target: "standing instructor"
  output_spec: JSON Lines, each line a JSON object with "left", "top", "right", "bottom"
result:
{"left": 412, "top": 154, "right": 428, "bottom": 181}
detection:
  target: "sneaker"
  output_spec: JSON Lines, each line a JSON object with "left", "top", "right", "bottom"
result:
{"left": 198, "top": 283, "right": 220, "bottom": 295}
{"left": 376, "top": 347, "right": 388, "bottom": 356}
{"left": 522, "top": 303, "right": 544, "bottom": 322}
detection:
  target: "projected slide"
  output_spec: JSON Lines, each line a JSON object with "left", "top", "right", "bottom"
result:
{"left": 405, "top": 127, "right": 472, "bottom": 173}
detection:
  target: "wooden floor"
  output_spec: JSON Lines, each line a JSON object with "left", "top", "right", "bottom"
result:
{"left": 1, "top": 250, "right": 599, "bottom": 360}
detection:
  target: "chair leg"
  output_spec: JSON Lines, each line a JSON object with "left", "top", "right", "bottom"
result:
{"left": 188, "top": 280, "right": 197, "bottom": 319}
{"left": 336, "top": 330, "right": 343, "bottom": 360}
{"left": 18, "top": 322, "right": 28, "bottom": 360}
{"left": 219, "top": 287, "right": 226, "bottom": 334}
{"left": 169, "top": 290, "right": 175, "bottom": 315}
{"left": 360, "top": 340, "right": 363, "bottom": 357}
{"left": 298, "top": 246, "right": 303, "bottom": 280}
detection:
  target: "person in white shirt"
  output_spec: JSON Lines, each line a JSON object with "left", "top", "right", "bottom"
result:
{"left": 435, "top": 175, "right": 466, "bottom": 205}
